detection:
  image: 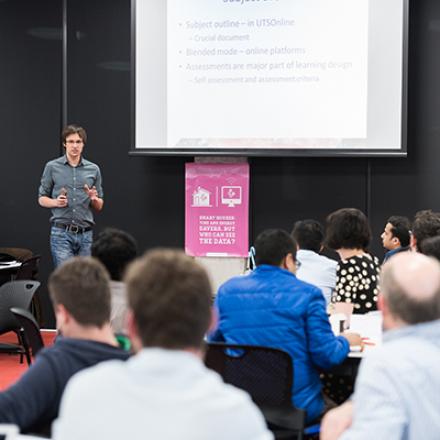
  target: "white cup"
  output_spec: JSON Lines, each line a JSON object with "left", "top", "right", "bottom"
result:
{"left": 329, "top": 313, "right": 346, "bottom": 336}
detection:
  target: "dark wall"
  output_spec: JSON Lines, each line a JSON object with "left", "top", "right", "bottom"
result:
{"left": 0, "top": 0, "right": 62, "bottom": 325}
{"left": 0, "top": 0, "right": 438, "bottom": 327}
{"left": 66, "top": 0, "right": 187, "bottom": 249}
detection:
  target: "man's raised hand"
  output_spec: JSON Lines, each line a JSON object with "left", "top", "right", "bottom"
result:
{"left": 84, "top": 184, "right": 98, "bottom": 201}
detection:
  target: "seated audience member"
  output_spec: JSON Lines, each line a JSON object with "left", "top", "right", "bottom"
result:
{"left": 321, "top": 252, "right": 440, "bottom": 440}
{"left": 326, "top": 208, "right": 380, "bottom": 313}
{"left": 410, "top": 209, "right": 440, "bottom": 251}
{"left": 209, "top": 229, "right": 362, "bottom": 423}
{"left": 292, "top": 219, "right": 337, "bottom": 304}
{"left": 320, "top": 246, "right": 341, "bottom": 262}
{"left": 419, "top": 235, "right": 440, "bottom": 261}
{"left": 381, "top": 215, "right": 411, "bottom": 262}
{"left": 91, "top": 227, "right": 137, "bottom": 334}
{"left": 0, "top": 257, "right": 129, "bottom": 435}
{"left": 53, "top": 249, "right": 272, "bottom": 440}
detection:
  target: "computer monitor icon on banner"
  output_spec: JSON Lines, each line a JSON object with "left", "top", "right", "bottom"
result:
{"left": 221, "top": 186, "right": 242, "bottom": 207}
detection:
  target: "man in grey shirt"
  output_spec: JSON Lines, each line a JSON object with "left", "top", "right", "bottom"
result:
{"left": 321, "top": 252, "right": 440, "bottom": 440}
{"left": 38, "top": 124, "right": 104, "bottom": 267}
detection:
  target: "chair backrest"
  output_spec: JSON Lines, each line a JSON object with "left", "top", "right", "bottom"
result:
{"left": 10, "top": 307, "right": 45, "bottom": 357}
{"left": 0, "top": 247, "right": 33, "bottom": 262}
{"left": 0, "top": 280, "right": 40, "bottom": 334}
{"left": 205, "top": 342, "right": 293, "bottom": 407}
{"left": 15, "top": 255, "right": 41, "bottom": 280}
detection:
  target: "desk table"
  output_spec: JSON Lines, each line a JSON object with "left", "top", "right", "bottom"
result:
{"left": 329, "top": 312, "right": 383, "bottom": 377}
{"left": 0, "top": 261, "right": 22, "bottom": 284}
{"left": 0, "top": 261, "right": 21, "bottom": 271}
{"left": 348, "top": 312, "right": 382, "bottom": 358}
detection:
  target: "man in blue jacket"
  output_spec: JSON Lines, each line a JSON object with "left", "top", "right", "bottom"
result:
{"left": 210, "top": 229, "right": 361, "bottom": 423}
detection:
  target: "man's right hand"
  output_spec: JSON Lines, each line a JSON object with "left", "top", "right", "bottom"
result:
{"left": 342, "top": 332, "right": 363, "bottom": 348}
{"left": 55, "top": 194, "right": 68, "bottom": 208}
{"left": 38, "top": 195, "right": 68, "bottom": 209}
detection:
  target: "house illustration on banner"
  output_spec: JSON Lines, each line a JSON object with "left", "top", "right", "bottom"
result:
{"left": 192, "top": 186, "right": 211, "bottom": 207}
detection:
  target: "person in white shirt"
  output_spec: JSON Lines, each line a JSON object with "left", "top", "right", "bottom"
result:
{"left": 53, "top": 249, "right": 273, "bottom": 440}
{"left": 292, "top": 219, "right": 337, "bottom": 304}
{"left": 91, "top": 227, "right": 138, "bottom": 334}
{"left": 321, "top": 252, "right": 440, "bottom": 440}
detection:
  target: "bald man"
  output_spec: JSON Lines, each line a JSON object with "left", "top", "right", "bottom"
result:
{"left": 321, "top": 252, "right": 440, "bottom": 440}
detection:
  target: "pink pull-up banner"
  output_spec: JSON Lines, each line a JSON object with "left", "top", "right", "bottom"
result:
{"left": 185, "top": 163, "right": 249, "bottom": 257}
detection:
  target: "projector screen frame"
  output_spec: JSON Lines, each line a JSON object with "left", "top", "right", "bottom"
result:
{"left": 129, "top": 0, "right": 409, "bottom": 158}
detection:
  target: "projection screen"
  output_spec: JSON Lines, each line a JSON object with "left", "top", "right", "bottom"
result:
{"left": 131, "top": 0, "right": 408, "bottom": 157}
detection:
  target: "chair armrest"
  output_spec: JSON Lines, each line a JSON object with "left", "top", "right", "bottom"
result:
{"left": 260, "top": 405, "right": 306, "bottom": 431}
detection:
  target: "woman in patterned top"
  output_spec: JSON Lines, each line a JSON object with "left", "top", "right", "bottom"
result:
{"left": 322, "top": 208, "right": 381, "bottom": 405}
{"left": 325, "top": 208, "right": 380, "bottom": 313}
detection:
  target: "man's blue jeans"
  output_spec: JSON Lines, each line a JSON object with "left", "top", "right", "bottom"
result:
{"left": 50, "top": 226, "right": 93, "bottom": 267}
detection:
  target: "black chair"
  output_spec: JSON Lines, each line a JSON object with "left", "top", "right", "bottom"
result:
{"left": 0, "top": 280, "right": 40, "bottom": 365}
{"left": 14, "top": 255, "right": 42, "bottom": 324}
{"left": 10, "top": 307, "right": 45, "bottom": 364}
{"left": 14, "top": 255, "right": 41, "bottom": 281}
{"left": 205, "top": 342, "right": 308, "bottom": 440}
{"left": 0, "top": 248, "right": 33, "bottom": 263}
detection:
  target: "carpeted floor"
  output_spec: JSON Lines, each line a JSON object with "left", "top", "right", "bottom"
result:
{"left": 0, "top": 331, "right": 56, "bottom": 390}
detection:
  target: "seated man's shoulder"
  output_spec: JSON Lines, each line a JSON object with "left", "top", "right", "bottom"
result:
{"left": 217, "top": 271, "right": 261, "bottom": 294}
{"left": 223, "top": 272, "right": 251, "bottom": 286}
{"left": 41, "top": 338, "right": 129, "bottom": 370}
{"left": 361, "top": 331, "right": 440, "bottom": 378}
{"left": 299, "top": 250, "right": 337, "bottom": 267}
{"left": 317, "top": 253, "right": 338, "bottom": 268}
{"left": 217, "top": 268, "right": 324, "bottom": 308}
{"left": 63, "top": 355, "right": 126, "bottom": 394}
{"left": 65, "top": 353, "right": 253, "bottom": 408}
{"left": 294, "top": 276, "right": 326, "bottom": 299}
{"left": 57, "top": 360, "right": 272, "bottom": 440}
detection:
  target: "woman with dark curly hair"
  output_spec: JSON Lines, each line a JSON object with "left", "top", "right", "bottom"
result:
{"left": 323, "top": 208, "right": 381, "bottom": 404}
{"left": 325, "top": 208, "right": 380, "bottom": 313}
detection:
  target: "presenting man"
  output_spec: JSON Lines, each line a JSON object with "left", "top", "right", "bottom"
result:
{"left": 321, "top": 252, "right": 440, "bottom": 440}
{"left": 210, "top": 229, "right": 362, "bottom": 423}
{"left": 38, "top": 124, "right": 103, "bottom": 266}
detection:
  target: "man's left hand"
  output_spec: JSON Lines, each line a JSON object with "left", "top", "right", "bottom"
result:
{"left": 84, "top": 184, "right": 99, "bottom": 201}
